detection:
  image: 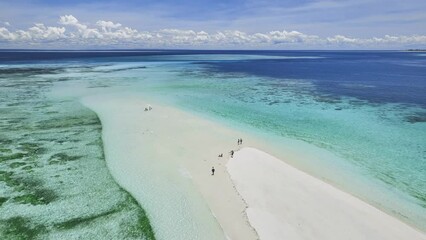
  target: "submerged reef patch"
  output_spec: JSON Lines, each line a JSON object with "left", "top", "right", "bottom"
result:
{"left": 405, "top": 112, "right": 426, "bottom": 123}
{"left": 0, "top": 217, "right": 46, "bottom": 239}
{"left": 48, "top": 153, "right": 83, "bottom": 164}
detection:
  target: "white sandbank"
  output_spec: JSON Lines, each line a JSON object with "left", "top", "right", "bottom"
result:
{"left": 228, "top": 147, "right": 426, "bottom": 240}
{"left": 81, "top": 92, "right": 425, "bottom": 240}
{"left": 81, "top": 92, "right": 257, "bottom": 240}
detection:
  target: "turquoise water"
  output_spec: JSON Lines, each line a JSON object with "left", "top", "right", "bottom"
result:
{"left": 0, "top": 64, "right": 155, "bottom": 239}
{"left": 125, "top": 57, "right": 426, "bottom": 230}
{"left": 1, "top": 50, "right": 425, "bottom": 234}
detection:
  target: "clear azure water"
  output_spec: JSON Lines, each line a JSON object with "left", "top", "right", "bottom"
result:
{"left": 1, "top": 50, "right": 425, "bottom": 233}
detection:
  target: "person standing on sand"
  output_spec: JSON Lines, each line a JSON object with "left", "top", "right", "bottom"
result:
{"left": 211, "top": 167, "right": 215, "bottom": 175}
{"left": 230, "top": 150, "right": 234, "bottom": 158}
{"left": 240, "top": 138, "right": 243, "bottom": 145}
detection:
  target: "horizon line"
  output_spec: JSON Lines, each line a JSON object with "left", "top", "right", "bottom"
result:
{"left": 0, "top": 48, "right": 418, "bottom": 52}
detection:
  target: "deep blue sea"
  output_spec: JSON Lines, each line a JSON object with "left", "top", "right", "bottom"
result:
{"left": 1, "top": 50, "right": 425, "bottom": 233}
{"left": 2, "top": 50, "right": 425, "bottom": 106}
{"left": 204, "top": 51, "right": 426, "bottom": 107}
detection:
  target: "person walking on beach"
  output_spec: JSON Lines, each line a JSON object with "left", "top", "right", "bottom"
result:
{"left": 211, "top": 167, "right": 215, "bottom": 176}
{"left": 240, "top": 138, "right": 243, "bottom": 145}
{"left": 230, "top": 150, "right": 234, "bottom": 158}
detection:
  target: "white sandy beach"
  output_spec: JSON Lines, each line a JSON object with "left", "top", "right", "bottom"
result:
{"left": 228, "top": 148, "right": 426, "bottom": 240}
{"left": 82, "top": 92, "right": 426, "bottom": 240}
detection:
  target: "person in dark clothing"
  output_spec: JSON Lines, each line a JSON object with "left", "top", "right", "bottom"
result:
{"left": 211, "top": 167, "right": 215, "bottom": 175}
{"left": 230, "top": 150, "right": 234, "bottom": 158}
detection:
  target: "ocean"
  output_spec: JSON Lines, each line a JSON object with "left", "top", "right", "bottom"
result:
{"left": 1, "top": 50, "right": 425, "bottom": 235}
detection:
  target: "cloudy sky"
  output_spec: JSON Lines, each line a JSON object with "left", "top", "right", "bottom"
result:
{"left": 1, "top": 0, "right": 425, "bottom": 49}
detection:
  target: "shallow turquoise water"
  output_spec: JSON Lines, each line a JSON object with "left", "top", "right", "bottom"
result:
{"left": 125, "top": 59, "right": 426, "bottom": 230}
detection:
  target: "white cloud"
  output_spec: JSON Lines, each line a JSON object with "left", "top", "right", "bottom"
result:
{"left": 58, "top": 15, "right": 79, "bottom": 26}
{"left": 269, "top": 30, "right": 320, "bottom": 44}
{"left": 0, "top": 15, "right": 425, "bottom": 49}
{"left": 96, "top": 20, "right": 122, "bottom": 31}
{"left": 327, "top": 35, "right": 359, "bottom": 44}
{"left": 59, "top": 14, "right": 101, "bottom": 39}
{"left": 28, "top": 23, "right": 66, "bottom": 40}
{"left": 0, "top": 27, "right": 15, "bottom": 41}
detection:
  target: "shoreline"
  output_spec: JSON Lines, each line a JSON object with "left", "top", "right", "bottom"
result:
{"left": 228, "top": 147, "right": 426, "bottom": 240}
{"left": 82, "top": 92, "right": 425, "bottom": 239}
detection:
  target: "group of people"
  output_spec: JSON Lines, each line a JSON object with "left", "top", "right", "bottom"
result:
{"left": 212, "top": 138, "right": 243, "bottom": 175}
{"left": 144, "top": 105, "right": 153, "bottom": 111}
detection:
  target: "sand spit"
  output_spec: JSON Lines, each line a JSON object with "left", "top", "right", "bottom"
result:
{"left": 82, "top": 92, "right": 257, "bottom": 240}
{"left": 83, "top": 92, "right": 425, "bottom": 240}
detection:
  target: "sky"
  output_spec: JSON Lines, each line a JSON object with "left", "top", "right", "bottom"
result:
{"left": 0, "top": 0, "right": 426, "bottom": 49}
